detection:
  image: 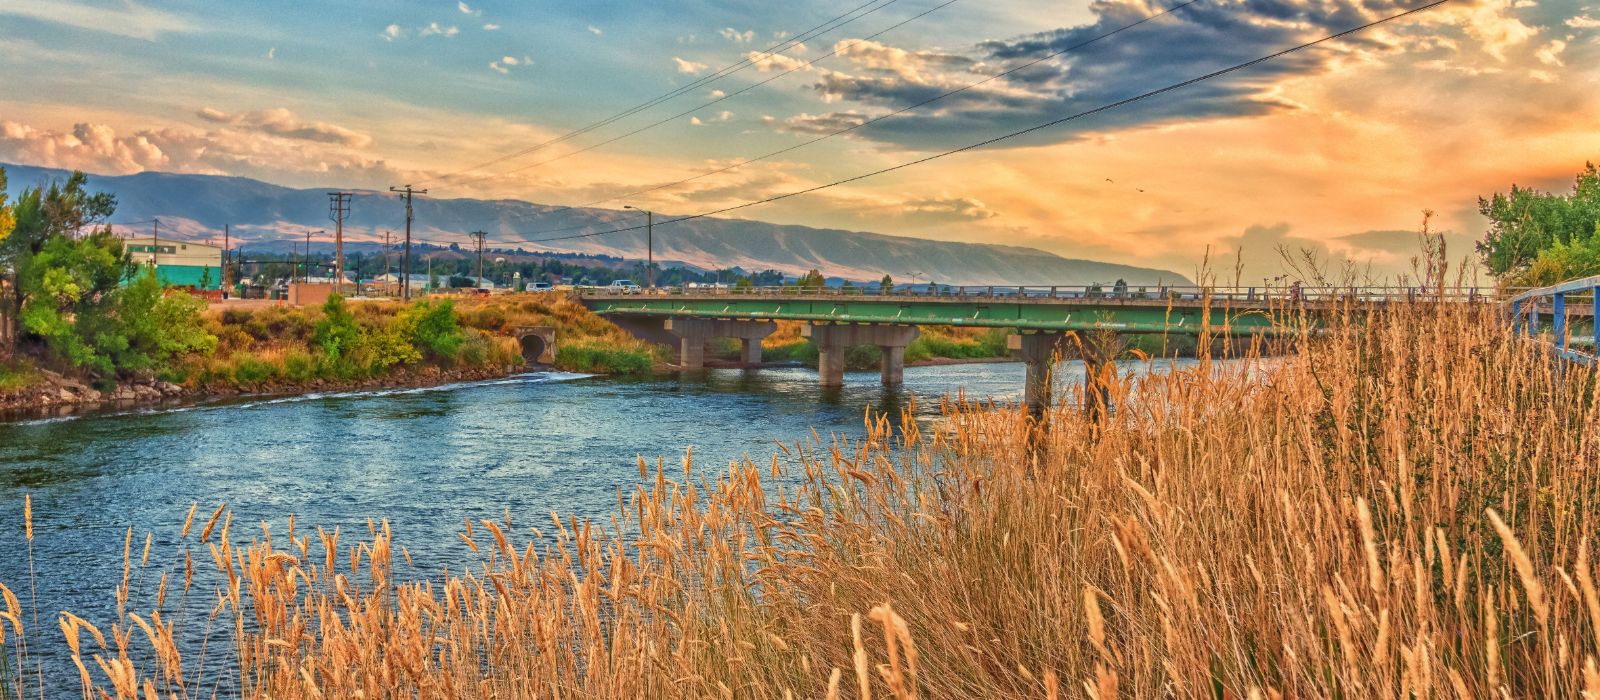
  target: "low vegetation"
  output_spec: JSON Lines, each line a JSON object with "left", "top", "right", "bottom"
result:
{"left": 5, "top": 285, "right": 1597, "bottom": 696}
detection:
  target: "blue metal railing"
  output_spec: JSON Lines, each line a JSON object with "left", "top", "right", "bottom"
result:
{"left": 1509, "top": 275, "right": 1600, "bottom": 365}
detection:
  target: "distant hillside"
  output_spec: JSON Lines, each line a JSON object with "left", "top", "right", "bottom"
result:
{"left": 1, "top": 163, "right": 1188, "bottom": 286}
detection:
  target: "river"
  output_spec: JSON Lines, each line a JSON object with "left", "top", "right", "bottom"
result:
{"left": 0, "top": 359, "right": 1188, "bottom": 692}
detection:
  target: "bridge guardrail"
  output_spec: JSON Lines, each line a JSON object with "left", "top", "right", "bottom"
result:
{"left": 1509, "top": 275, "right": 1600, "bottom": 365}
{"left": 575, "top": 284, "right": 1503, "bottom": 305}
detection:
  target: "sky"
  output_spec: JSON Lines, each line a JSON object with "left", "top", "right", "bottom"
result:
{"left": 0, "top": 0, "right": 1595, "bottom": 281}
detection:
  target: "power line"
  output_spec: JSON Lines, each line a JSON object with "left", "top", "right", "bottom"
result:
{"left": 448, "top": 0, "right": 963, "bottom": 189}
{"left": 508, "top": 0, "right": 1200, "bottom": 239}
{"left": 491, "top": 0, "right": 1450, "bottom": 248}
{"left": 418, "top": 0, "right": 902, "bottom": 186}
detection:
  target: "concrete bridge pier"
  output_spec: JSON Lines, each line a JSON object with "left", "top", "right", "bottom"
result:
{"left": 803, "top": 323, "right": 920, "bottom": 387}
{"left": 664, "top": 318, "right": 776, "bottom": 369}
{"left": 1009, "top": 332, "right": 1117, "bottom": 420}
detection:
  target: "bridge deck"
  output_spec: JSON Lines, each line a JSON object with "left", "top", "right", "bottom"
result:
{"left": 578, "top": 286, "right": 1497, "bottom": 335}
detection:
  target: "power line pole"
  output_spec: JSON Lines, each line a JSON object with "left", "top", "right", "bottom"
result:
{"left": 223, "top": 224, "right": 230, "bottom": 297}
{"left": 382, "top": 230, "right": 392, "bottom": 296}
{"left": 303, "top": 229, "right": 312, "bottom": 283}
{"left": 390, "top": 186, "right": 428, "bottom": 301}
{"left": 150, "top": 219, "right": 160, "bottom": 271}
{"left": 328, "top": 192, "right": 352, "bottom": 295}
{"left": 471, "top": 231, "right": 488, "bottom": 289}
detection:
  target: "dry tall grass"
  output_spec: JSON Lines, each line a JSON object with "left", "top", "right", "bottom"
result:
{"left": 6, "top": 296, "right": 1600, "bottom": 697}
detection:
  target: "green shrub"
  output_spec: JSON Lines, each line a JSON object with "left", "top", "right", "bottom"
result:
{"left": 762, "top": 341, "right": 818, "bottom": 365}
{"left": 231, "top": 353, "right": 277, "bottom": 384}
{"left": 365, "top": 324, "right": 421, "bottom": 371}
{"left": 313, "top": 295, "right": 365, "bottom": 378}
{"left": 460, "top": 334, "right": 490, "bottom": 367}
{"left": 397, "top": 299, "right": 465, "bottom": 363}
{"left": 282, "top": 349, "right": 318, "bottom": 382}
{"left": 555, "top": 342, "right": 653, "bottom": 375}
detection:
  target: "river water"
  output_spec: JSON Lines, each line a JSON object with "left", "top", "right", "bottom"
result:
{"left": 0, "top": 359, "right": 1186, "bottom": 691}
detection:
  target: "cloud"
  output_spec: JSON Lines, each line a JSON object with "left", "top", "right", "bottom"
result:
{"left": 760, "top": 0, "right": 1565, "bottom": 152}
{"left": 0, "top": 118, "right": 418, "bottom": 191}
{"left": 0, "top": 0, "right": 192, "bottom": 40}
{"left": 490, "top": 55, "right": 533, "bottom": 74}
{"left": 483, "top": 23, "right": 500, "bottom": 31}
{"left": 193, "top": 107, "right": 373, "bottom": 148}
{"left": 1535, "top": 39, "right": 1566, "bottom": 66}
{"left": 587, "top": 25, "right": 603, "bottom": 36}
{"left": 1568, "top": 15, "right": 1600, "bottom": 29}
{"left": 719, "top": 27, "right": 756, "bottom": 43}
{"left": 266, "top": 47, "right": 276, "bottom": 60}
{"left": 457, "top": 2, "right": 481, "bottom": 17}
{"left": 672, "top": 56, "right": 709, "bottom": 74}
{"left": 381, "top": 24, "right": 404, "bottom": 41}
{"left": 709, "top": 89, "right": 726, "bottom": 98}
{"left": 690, "top": 111, "right": 735, "bottom": 126}
{"left": 420, "top": 22, "right": 459, "bottom": 38}
{"left": 899, "top": 196, "right": 998, "bottom": 221}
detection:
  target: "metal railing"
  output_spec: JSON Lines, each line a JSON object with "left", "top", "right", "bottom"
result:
{"left": 577, "top": 284, "right": 1503, "bottom": 304}
{"left": 1508, "top": 275, "right": 1600, "bottom": 365}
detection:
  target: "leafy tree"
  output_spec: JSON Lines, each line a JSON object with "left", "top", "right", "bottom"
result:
{"left": 1, "top": 170, "right": 117, "bottom": 356}
{"left": 880, "top": 274, "right": 894, "bottom": 290}
{"left": 16, "top": 230, "right": 132, "bottom": 374}
{"left": 1478, "top": 162, "right": 1600, "bottom": 281}
{"left": 795, "top": 269, "right": 826, "bottom": 289}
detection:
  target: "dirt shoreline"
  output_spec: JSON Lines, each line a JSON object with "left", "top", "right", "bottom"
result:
{"left": 0, "top": 362, "right": 527, "bottom": 422}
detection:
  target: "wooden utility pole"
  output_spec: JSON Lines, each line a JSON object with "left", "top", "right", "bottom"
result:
{"left": 382, "top": 230, "right": 392, "bottom": 296}
{"left": 223, "top": 224, "right": 231, "bottom": 297}
{"left": 150, "top": 219, "right": 160, "bottom": 271}
{"left": 328, "top": 192, "right": 352, "bottom": 294}
{"left": 471, "top": 231, "right": 488, "bottom": 289}
{"left": 390, "top": 186, "right": 428, "bottom": 301}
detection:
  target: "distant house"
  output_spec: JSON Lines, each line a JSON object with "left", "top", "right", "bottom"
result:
{"left": 125, "top": 237, "right": 222, "bottom": 290}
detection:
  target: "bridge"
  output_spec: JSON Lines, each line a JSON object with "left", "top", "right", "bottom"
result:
{"left": 581, "top": 284, "right": 1494, "bottom": 413}
{"left": 1510, "top": 275, "right": 1600, "bottom": 365}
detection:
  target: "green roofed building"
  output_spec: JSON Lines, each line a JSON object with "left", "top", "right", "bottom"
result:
{"left": 125, "top": 237, "right": 223, "bottom": 290}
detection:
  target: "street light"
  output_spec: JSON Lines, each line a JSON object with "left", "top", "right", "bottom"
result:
{"left": 623, "top": 205, "right": 654, "bottom": 289}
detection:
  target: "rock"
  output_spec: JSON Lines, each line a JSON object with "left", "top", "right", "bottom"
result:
{"left": 57, "top": 388, "right": 77, "bottom": 402}
{"left": 133, "top": 384, "right": 161, "bottom": 401}
{"left": 111, "top": 386, "right": 138, "bottom": 402}
{"left": 156, "top": 382, "right": 183, "bottom": 397}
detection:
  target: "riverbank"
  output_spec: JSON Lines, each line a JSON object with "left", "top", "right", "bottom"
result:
{"left": 0, "top": 357, "right": 530, "bottom": 418}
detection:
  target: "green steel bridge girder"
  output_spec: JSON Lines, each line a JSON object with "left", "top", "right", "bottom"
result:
{"left": 583, "top": 297, "right": 1300, "bottom": 336}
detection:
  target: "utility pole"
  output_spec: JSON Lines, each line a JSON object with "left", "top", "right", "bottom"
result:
{"left": 223, "top": 224, "right": 231, "bottom": 297}
{"left": 328, "top": 192, "right": 352, "bottom": 294}
{"left": 471, "top": 231, "right": 488, "bottom": 289}
{"left": 150, "top": 219, "right": 160, "bottom": 271}
{"left": 303, "top": 229, "right": 312, "bottom": 283}
{"left": 390, "top": 186, "right": 428, "bottom": 301}
{"left": 623, "top": 206, "right": 654, "bottom": 288}
{"left": 382, "top": 230, "right": 392, "bottom": 296}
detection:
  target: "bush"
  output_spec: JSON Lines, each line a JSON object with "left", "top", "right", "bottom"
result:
{"left": 555, "top": 342, "right": 653, "bottom": 374}
{"left": 282, "top": 348, "right": 318, "bottom": 382}
{"left": 397, "top": 299, "right": 465, "bottom": 363}
{"left": 460, "top": 334, "right": 489, "bottom": 368}
{"left": 231, "top": 353, "right": 277, "bottom": 384}
{"left": 313, "top": 295, "right": 365, "bottom": 378}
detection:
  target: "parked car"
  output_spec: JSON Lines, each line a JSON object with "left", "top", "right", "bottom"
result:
{"left": 608, "top": 280, "right": 642, "bottom": 294}
{"left": 528, "top": 282, "right": 553, "bottom": 292}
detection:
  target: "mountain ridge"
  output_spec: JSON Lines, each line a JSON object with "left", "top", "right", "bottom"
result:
{"left": 0, "top": 162, "right": 1190, "bottom": 286}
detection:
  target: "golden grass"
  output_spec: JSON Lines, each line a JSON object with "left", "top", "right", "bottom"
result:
{"left": 8, "top": 296, "right": 1600, "bottom": 697}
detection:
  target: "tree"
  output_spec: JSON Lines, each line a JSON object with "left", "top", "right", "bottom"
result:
{"left": 1477, "top": 162, "right": 1600, "bottom": 282}
{"left": 1, "top": 170, "right": 117, "bottom": 357}
{"left": 880, "top": 274, "right": 894, "bottom": 290}
{"left": 796, "top": 269, "right": 826, "bottom": 289}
